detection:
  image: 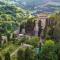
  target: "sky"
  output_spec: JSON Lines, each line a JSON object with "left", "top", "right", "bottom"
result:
{"left": 0, "top": 0, "right": 60, "bottom": 2}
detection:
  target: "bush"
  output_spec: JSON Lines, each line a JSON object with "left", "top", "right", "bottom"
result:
{"left": 39, "top": 40, "right": 58, "bottom": 60}
{"left": 44, "top": 40, "right": 55, "bottom": 47}
{"left": 25, "top": 36, "right": 40, "bottom": 47}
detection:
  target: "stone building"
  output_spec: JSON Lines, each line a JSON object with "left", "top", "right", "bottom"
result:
{"left": 19, "top": 13, "right": 49, "bottom": 38}
{"left": 36, "top": 13, "right": 48, "bottom": 43}
{"left": 34, "top": 13, "right": 48, "bottom": 37}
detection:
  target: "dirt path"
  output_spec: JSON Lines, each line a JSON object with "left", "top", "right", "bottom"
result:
{"left": 10, "top": 46, "right": 21, "bottom": 57}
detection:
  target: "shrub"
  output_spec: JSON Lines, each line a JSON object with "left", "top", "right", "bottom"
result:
{"left": 44, "top": 40, "right": 55, "bottom": 47}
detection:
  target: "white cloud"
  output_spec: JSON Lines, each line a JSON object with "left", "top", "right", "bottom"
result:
{"left": 22, "top": 2, "right": 26, "bottom": 5}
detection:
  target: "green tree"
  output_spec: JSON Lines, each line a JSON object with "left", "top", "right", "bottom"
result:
{"left": 39, "top": 40, "right": 58, "bottom": 60}
{"left": 48, "top": 13, "right": 60, "bottom": 41}
{"left": 5, "top": 52, "right": 10, "bottom": 60}
{"left": 0, "top": 34, "right": 2, "bottom": 48}
{"left": 25, "top": 17, "right": 36, "bottom": 35}
{"left": 25, "top": 36, "right": 40, "bottom": 47}
{"left": 55, "top": 42, "right": 60, "bottom": 60}
{"left": 0, "top": 56, "right": 2, "bottom": 60}
{"left": 25, "top": 47, "right": 35, "bottom": 60}
{"left": 6, "top": 33, "right": 11, "bottom": 41}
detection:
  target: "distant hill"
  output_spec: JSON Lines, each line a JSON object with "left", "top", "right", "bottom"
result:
{"left": 13, "top": 0, "right": 60, "bottom": 13}
{"left": 0, "top": 0, "right": 60, "bottom": 13}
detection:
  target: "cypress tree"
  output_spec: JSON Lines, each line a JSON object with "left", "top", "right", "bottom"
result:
{"left": 0, "top": 56, "right": 2, "bottom": 60}
{"left": 5, "top": 52, "right": 10, "bottom": 60}
{"left": 17, "top": 49, "right": 25, "bottom": 60}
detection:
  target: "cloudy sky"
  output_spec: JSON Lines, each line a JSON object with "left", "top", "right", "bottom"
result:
{"left": 0, "top": 0, "right": 60, "bottom": 5}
